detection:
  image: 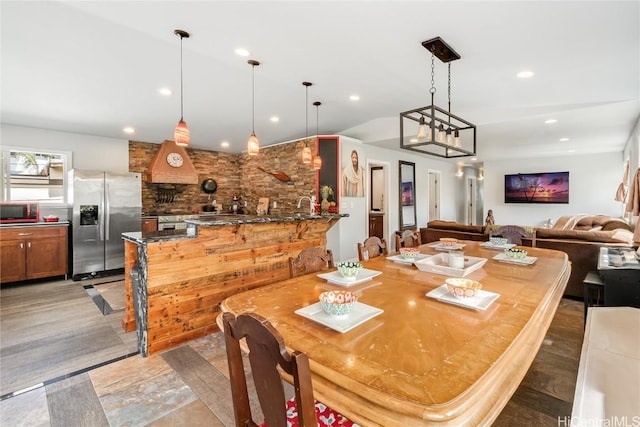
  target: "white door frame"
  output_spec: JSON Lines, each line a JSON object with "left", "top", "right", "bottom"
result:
{"left": 428, "top": 169, "right": 441, "bottom": 222}
{"left": 366, "top": 159, "right": 391, "bottom": 245}
{"left": 466, "top": 176, "right": 477, "bottom": 225}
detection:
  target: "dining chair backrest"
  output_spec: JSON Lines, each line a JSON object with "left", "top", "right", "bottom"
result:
{"left": 222, "top": 312, "right": 317, "bottom": 427}
{"left": 357, "top": 236, "right": 388, "bottom": 261}
{"left": 490, "top": 225, "right": 530, "bottom": 245}
{"left": 289, "top": 247, "right": 335, "bottom": 278}
{"left": 394, "top": 229, "right": 422, "bottom": 250}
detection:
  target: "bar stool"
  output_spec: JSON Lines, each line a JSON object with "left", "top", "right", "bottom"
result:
{"left": 583, "top": 271, "right": 604, "bottom": 324}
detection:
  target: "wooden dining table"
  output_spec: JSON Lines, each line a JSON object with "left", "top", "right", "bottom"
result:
{"left": 220, "top": 241, "right": 570, "bottom": 426}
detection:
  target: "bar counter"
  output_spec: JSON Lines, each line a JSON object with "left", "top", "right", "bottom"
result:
{"left": 121, "top": 212, "right": 345, "bottom": 355}
{"left": 220, "top": 241, "right": 571, "bottom": 426}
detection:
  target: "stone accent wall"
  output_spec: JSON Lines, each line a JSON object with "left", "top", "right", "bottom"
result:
{"left": 129, "top": 139, "right": 319, "bottom": 215}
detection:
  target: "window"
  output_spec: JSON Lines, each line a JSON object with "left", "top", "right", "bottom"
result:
{"left": 1, "top": 148, "right": 71, "bottom": 204}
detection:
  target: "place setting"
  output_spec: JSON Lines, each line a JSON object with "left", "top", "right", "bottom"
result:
{"left": 386, "top": 247, "right": 431, "bottom": 265}
{"left": 426, "top": 277, "right": 500, "bottom": 311}
{"left": 428, "top": 237, "right": 466, "bottom": 251}
{"left": 295, "top": 290, "right": 384, "bottom": 333}
{"left": 480, "top": 237, "right": 516, "bottom": 250}
{"left": 316, "top": 261, "right": 382, "bottom": 286}
{"left": 492, "top": 247, "right": 537, "bottom": 265}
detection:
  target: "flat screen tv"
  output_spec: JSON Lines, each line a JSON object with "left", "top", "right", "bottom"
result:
{"left": 504, "top": 171, "right": 569, "bottom": 204}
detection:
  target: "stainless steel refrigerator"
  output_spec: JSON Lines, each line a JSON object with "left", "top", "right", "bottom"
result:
{"left": 68, "top": 169, "right": 141, "bottom": 280}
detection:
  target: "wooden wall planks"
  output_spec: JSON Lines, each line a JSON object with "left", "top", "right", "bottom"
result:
{"left": 126, "top": 218, "right": 339, "bottom": 355}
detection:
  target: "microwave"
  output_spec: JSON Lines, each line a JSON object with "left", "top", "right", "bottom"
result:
{"left": 0, "top": 202, "right": 40, "bottom": 223}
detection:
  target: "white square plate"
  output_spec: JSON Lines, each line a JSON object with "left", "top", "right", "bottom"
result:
{"left": 295, "top": 302, "right": 384, "bottom": 333}
{"left": 493, "top": 253, "right": 537, "bottom": 265}
{"left": 429, "top": 243, "right": 466, "bottom": 251}
{"left": 317, "top": 268, "right": 382, "bottom": 286}
{"left": 480, "top": 242, "right": 516, "bottom": 250}
{"left": 426, "top": 284, "right": 500, "bottom": 311}
{"left": 386, "top": 253, "right": 431, "bottom": 265}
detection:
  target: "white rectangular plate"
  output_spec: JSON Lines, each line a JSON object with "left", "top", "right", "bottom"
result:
{"left": 414, "top": 253, "right": 487, "bottom": 277}
{"left": 429, "top": 243, "right": 466, "bottom": 251}
{"left": 426, "top": 284, "right": 500, "bottom": 311}
{"left": 480, "top": 242, "right": 516, "bottom": 250}
{"left": 386, "top": 253, "right": 430, "bottom": 265}
{"left": 493, "top": 253, "right": 537, "bottom": 265}
{"left": 295, "top": 302, "right": 384, "bottom": 333}
{"left": 317, "top": 268, "right": 382, "bottom": 286}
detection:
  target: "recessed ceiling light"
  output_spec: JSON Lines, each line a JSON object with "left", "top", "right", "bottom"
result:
{"left": 158, "top": 87, "right": 172, "bottom": 96}
{"left": 517, "top": 70, "right": 534, "bottom": 78}
{"left": 567, "top": 149, "right": 576, "bottom": 153}
{"left": 123, "top": 126, "right": 135, "bottom": 134}
{"left": 544, "top": 119, "right": 557, "bottom": 124}
{"left": 221, "top": 141, "right": 230, "bottom": 148}
{"left": 471, "top": 157, "right": 477, "bottom": 161}
{"left": 270, "top": 116, "right": 279, "bottom": 123}
{"left": 409, "top": 138, "right": 418, "bottom": 143}
{"left": 235, "top": 48, "right": 250, "bottom": 57}
{"left": 559, "top": 137, "right": 570, "bottom": 142}
{"left": 349, "top": 95, "right": 360, "bottom": 101}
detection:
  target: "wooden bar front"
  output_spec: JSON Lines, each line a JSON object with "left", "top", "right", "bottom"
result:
{"left": 220, "top": 241, "right": 571, "bottom": 426}
{"left": 123, "top": 216, "right": 341, "bottom": 355}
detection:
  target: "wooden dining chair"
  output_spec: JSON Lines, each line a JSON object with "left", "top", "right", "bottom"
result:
{"left": 222, "top": 312, "right": 357, "bottom": 427}
{"left": 394, "top": 229, "right": 422, "bottom": 250}
{"left": 490, "top": 225, "right": 530, "bottom": 245}
{"left": 289, "top": 247, "right": 334, "bottom": 278}
{"left": 357, "top": 236, "right": 388, "bottom": 261}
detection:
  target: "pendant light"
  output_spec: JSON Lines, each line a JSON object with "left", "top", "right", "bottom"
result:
{"left": 174, "top": 30, "right": 190, "bottom": 147}
{"left": 313, "top": 101, "right": 322, "bottom": 170}
{"left": 247, "top": 59, "right": 260, "bottom": 155}
{"left": 301, "top": 82, "right": 313, "bottom": 164}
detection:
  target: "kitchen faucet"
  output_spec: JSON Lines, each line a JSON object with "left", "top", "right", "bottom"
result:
{"left": 296, "top": 195, "right": 316, "bottom": 215}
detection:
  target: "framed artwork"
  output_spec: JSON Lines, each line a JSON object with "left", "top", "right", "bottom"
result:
{"left": 401, "top": 182, "right": 414, "bottom": 206}
{"left": 341, "top": 148, "right": 365, "bottom": 197}
{"left": 399, "top": 161, "right": 416, "bottom": 229}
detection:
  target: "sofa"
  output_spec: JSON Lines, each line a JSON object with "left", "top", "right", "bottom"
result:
{"left": 420, "top": 220, "right": 488, "bottom": 243}
{"left": 420, "top": 217, "right": 635, "bottom": 299}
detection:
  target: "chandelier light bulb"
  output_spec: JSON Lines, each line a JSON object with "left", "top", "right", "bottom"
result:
{"left": 436, "top": 123, "right": 446, "bottom": 143}
{"left": 417, "top": 116, "right": 427, "bottom": 140}
{"left": 453, "top": 129, "right": 461, "bottom": 148}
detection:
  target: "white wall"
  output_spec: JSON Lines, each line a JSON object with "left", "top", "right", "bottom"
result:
{"left": 1, "top": 124, "right": 130, "bottom": 172}
{"left": 483, "top": 152, "right": 624, "bottom": 227}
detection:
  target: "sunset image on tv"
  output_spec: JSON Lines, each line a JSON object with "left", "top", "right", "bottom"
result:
{"left": 504, "top": 172, "right": 569, "bottom": 204}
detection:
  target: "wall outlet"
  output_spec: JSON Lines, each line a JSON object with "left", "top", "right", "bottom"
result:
{"left": 273, "top": 201, "right": 277, "bottom": 209}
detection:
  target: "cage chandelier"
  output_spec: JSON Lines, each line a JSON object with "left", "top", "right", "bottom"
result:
{"left": 400, "top": 37, "right": 476, "bottom": 158}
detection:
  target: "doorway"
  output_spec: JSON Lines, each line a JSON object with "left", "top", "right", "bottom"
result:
{"left": 466, "top": 176, "right": 477, "bottom": 225}
{"left": 428, "top": 170, "right": 441, "bottom": 221}
{"left": 367, "top": 160, "right": 390, "bottom": 244}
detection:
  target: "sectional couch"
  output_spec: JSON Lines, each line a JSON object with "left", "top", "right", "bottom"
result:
{"left": 420, "top": 216, "right": 635, "bottom": 299}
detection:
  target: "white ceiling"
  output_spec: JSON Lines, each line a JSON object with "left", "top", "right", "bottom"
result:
{"left": 2, "top": 1, "right": 638, "bottom": 164}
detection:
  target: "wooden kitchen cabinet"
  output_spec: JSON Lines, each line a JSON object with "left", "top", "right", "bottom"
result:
{"left": 369, "top": 213, "right": 384, "bottom": 239}
{"left": 141, "top": 217, "right": 158, "bottom": 232}
{"left": 0, "top": 225, "right": 68, "bottom": 284}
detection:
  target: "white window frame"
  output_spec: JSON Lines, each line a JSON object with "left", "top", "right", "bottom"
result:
{"left": 1, "top": 146, "right": 72, "bottom": 207}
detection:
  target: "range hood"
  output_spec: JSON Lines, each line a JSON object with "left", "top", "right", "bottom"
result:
{"left": 145, "top": 140, "right": 199, "bottom": 184}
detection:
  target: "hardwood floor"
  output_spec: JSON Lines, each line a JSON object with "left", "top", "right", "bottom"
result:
{"left": 0, "top": 277, "right": 584, "bottom": 426}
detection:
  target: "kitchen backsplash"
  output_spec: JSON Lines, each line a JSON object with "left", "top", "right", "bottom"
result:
{"left": 128, "top": 139, "right": 318, "bottom": 215}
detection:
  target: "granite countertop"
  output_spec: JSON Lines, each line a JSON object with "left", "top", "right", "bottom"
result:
{"left": 122, "top": 213, "right": 348, "bottom": 244}
{"left": 186, "top": 212, "right": 347, "bottom": 226}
